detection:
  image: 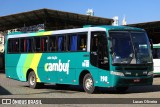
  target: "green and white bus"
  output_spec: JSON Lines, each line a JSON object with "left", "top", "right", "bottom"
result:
{"left": 5, "top": 25, "right": 153, "bottom": 94}
{"left": 152, "top": 44, "right": 160, "bottom": 75}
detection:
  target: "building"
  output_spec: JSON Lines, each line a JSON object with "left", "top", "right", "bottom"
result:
{"left": 86, "top": 9, "right": 94, "bottom": 16}
{"left": 122, "top": 16, "right": 127, "bottom": 25}
{"left": 0, "top": 8, "right": 113, "bottom": 33}
{"left": 0, "top": 8, "right": 113, "bottom": 71}
{"left": 112, "top": 16, "right": 119, "bottom": 26}
{"left": 0, "top": 33, "right": 4, "bottom": 53}
{"left": 128, "top": 21, "right": 160, "bottom": 44}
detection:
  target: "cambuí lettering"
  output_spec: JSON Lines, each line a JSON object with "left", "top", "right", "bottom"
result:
{"left": 44, "top": 60, "right": 70, "bottom": 75}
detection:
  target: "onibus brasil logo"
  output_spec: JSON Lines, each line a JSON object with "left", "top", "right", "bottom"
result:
{"left": 44, "top": 56, "right": 70, "bottom": 75}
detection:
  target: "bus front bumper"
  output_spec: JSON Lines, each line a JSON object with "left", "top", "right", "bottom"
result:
{"left": 113, "top": 76, "right": 153, "bottom": 87}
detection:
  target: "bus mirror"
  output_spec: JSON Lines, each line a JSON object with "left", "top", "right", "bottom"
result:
{"left": 109, "top": 47, "right": 113, "bottom": 54}
{"left": 150, "top": 39, "right": 153, "bottom": 50}
{"left": 107, "top": 37, "right": 111, "bottom": 41}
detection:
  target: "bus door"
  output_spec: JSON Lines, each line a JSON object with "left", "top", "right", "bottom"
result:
{"left": 90, "top": 31, "right": 109, "bottom": 70}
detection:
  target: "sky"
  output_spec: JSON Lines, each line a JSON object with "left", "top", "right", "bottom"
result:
{"left": 0, "top": 0, "right": 160, "bottom": 24}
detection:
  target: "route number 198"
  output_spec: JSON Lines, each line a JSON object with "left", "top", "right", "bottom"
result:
{"left": 100, "top": 76, "right": 108, "bottom": 82}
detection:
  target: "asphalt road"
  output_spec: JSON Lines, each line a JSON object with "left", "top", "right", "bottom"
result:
{"left": 0, "top": 72, "right": 160, "bottom": 107}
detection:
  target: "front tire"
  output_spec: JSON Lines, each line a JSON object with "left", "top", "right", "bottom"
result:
{"left": 28, "top": 71, "right": 43, "bottom": 89}
{"left": 83, "top": 73, "right": 96, "bottom": 94}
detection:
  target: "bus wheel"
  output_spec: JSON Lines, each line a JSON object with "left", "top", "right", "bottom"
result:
{"left": 116, "top": 86, "right": 129, "bottom": 93}
{"left": 83, "top": 73, "right": 96, "bottom": 94}
{"left": 28, "top": 71, "right": 43, "bottom": 89}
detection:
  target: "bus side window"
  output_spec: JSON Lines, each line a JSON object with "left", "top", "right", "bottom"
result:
{"left": 14, "top": 39, "right": 19, "bottom": 53}
{"left": 49, "top": 36, "right": 57, "bottom": 52}
{"left": 41, "top": 37, "right": 48, "bottom": 52}
{"left": 152, "top": 48, "right": 157, "bottom": 59}
{"left": 34, "top": 37, "right": 41, "bottom": 52}
{"left": 69, "top": 34, "right": 77, "bottom": 51}
{"left": 58, "top": 36, "right": 63, "bottom": 51}
{"left": 26, "top": 38, "right": 33, "bottom": 52}
{"left": 8, "top": 39, "right": 19, "bottom": 53}
{"left": 20, "top": 38, "right": 25, "bottom": 52}
{"left": 154, "top": 48, "right": 160, "bottom": 59}
{"left": 77, "top": 33, "right": 87, "bottom": 51}
{"left": 58, "top": 35, "right": 66, "bottom": 52}
{"left": 157, "top": 49, "right": 160, "bottom": 58}
{"left": 156, "top": 48, "right": 160, "bottom": 59}
{"left": 22, "top": 38, "right": 33, "bottom": 53}
{"left": 8, "top": 39, "right": 12, "bottom": 53}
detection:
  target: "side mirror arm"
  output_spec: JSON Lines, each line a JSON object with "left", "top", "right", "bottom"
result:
{"left": 150, "top": 39, "right": 153, "bottom": 50}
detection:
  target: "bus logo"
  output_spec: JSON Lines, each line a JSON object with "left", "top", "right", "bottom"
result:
{"left": 44, "top": 60, "right": 70, "bottom": 75}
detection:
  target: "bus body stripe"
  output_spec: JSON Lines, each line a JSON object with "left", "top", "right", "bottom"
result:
{"left": 16, "top": 54, "right": 27, "bottom": 80}
{"left": 23, "top": 54, "right": 35, "bottom": 77}
{"left": 29, "top": 53, "right": 42, "bottom": 82}
{"left": 43, "top": 31, "right": 52, "bottom": 35}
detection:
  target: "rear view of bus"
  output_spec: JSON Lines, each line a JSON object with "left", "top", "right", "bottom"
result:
{"left": 152, "top": 44, "right": 160, "bottom": 75}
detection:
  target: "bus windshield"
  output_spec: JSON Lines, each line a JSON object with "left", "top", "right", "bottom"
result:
{"left": 109, "top": 31, "right": 152, "bottom": 65}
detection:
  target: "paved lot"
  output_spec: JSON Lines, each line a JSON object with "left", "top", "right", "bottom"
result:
{"left": 0, "top": 72, "right": 160, "bottom": 106}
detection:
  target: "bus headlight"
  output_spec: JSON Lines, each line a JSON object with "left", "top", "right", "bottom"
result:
{"left": 111, "top": 71, "right": 124, "bottom": 76}
{"left": 147, "top": 71, "right": 153, "bottom": 76}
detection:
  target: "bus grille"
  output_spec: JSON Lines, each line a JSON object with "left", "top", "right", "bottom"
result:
{"left": 115, "top": 67, "right": 148, "bottom": 77}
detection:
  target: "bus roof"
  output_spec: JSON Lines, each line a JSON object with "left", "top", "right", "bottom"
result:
{"left": 83, "top": 25, "right": 144, "bottom": 31}
{"left": 7, "top": 25, "right": 145, "bottom": 38}
{"left": 103, "top": 25, "right": 145, "bottom": 31}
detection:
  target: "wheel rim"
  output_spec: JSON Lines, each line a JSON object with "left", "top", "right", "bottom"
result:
{"left": 85, "top": 78, "right": 93, "bottom": 90}
{"left": 30, "top": 75, "right": 35, "bottom": 86}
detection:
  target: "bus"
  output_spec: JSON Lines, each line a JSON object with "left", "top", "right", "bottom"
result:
{"left": 152, "top": 44, "right": 160, "bottom": 75}
{"left": 5, "top": 25, "right": 153, "bottom": 94}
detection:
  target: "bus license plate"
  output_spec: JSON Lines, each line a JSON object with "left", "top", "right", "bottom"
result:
{"left": 133, "top": 79, "right": 140, "bottom": 83}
